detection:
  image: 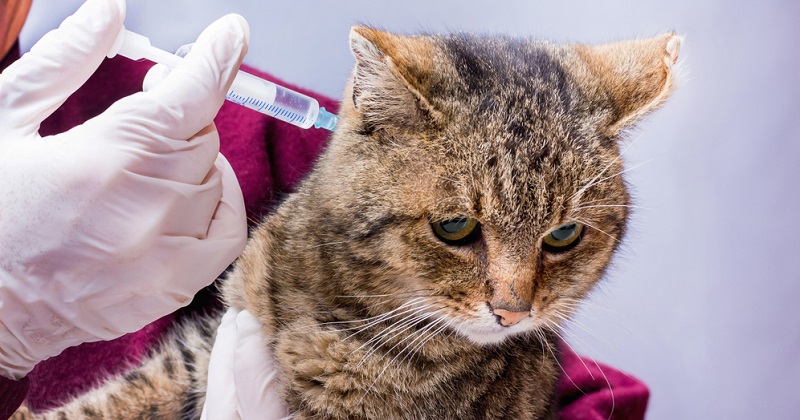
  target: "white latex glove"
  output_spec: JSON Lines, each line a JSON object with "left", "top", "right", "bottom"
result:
{"left": 0, "top": 0, "right": 250, "bottom": 380}
{"left": 202, "top": 309, "right": 289, "bottom": 420}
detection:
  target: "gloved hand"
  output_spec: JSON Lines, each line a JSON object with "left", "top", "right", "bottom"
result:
{"left": 202, "top": 309, "right": 289, "bottom": 420}
{"left": 0, "top": 0, "right": 249, "bottom": 380}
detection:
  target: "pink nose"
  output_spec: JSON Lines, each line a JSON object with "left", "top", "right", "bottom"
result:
{"left": 492, "top": 308, "right": 529, "bottom": 327}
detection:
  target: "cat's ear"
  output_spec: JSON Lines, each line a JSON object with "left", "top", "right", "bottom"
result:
{"left": 348, "top": 26, "right": 443, "bottom": 130}
{"left": 574, "top": 33, "right": 682, "bottom": 135}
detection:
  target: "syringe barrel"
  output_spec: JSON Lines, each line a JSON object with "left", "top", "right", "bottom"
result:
{"left": 226, "top": 71, "right": 318, "bottom": 129}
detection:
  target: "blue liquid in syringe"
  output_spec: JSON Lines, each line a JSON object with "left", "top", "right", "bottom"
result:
{"left": 226, "top": 71, "right": 337, "bottom": 131}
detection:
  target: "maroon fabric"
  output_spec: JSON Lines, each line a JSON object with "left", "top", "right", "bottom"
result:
{"left": 557, "top": 345, "right": 649, "bottom": 419}
{"left": 2, "top": 52, "right": 649, "bottom": 419}
{"left": 0, "top": 375, "right": 28, "bottom": 420}
{"left": 0, "top": 40, "right": 20, "bottom": 72}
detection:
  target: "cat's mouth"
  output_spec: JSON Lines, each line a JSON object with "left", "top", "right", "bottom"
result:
{"left": 458, "top": 318, "right": 535, "bottom": 345}
{"left": 453, "top": 303, "right": 540, "bottom": 345}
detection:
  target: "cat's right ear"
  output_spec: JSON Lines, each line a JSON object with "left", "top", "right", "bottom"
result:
{"left": 572, "top": 33, "right": 683, "bottom": 136}
{"left": 347, "top": 26, "right": 444, "bottom": 131}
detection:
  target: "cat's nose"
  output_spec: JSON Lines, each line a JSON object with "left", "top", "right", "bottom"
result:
{"left": 492, "top": 308, "right": 530, "bottom": 327}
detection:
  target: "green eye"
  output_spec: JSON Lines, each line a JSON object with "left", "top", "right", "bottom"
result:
{"left": 542, "top": 222, "right": 585, "bottom": 253}
{"left": 431, "top": 217, "right": 480, "bottom": 246}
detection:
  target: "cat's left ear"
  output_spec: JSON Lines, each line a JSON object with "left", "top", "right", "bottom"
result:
{"left": 347, "top": 26, "right": 444, "bottom": 130}
{"left": 573, "top": 33, "right": 683, "bottom": 136}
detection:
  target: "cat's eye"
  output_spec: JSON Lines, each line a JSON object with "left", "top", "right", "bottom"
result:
{"left": 431, "top": 217, "right": 480, "bottom": 246}
{"left": 541, "top": 222, "right": 585, "bottom": 253}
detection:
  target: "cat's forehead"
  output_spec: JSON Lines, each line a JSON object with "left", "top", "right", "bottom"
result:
{"left": 437, "top": 35, "right": 573, "bottom": 107}
{"left": 424, "top": 36, "right": 616, "bottom": 230}
{"left": 432, "top": 35, "right": 610, "bottom": 174}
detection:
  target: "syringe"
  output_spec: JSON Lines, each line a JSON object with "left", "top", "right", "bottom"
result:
{"left": 107, "top": 28, "right": 339, "bottom": 132}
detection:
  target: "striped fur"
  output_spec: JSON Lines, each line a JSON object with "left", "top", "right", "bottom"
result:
{"left": 14, "top": 315, "right": 219, "bottom": 419}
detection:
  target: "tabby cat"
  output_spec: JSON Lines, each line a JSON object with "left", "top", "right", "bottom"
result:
{"left": 17, "top": 26, "right": 681, "bottom": 419}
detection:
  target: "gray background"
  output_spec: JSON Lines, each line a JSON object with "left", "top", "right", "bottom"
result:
{"left": 20, "top": 1, "right": 800, "bottom": 419}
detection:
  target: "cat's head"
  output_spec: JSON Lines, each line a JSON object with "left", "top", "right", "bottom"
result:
{"left": 311, "top": 27, "right": 681, "bottom": 345}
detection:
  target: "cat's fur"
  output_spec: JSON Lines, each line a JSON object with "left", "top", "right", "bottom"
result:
{"left": 15, "top": 27, "right": 681, "bottom": 419}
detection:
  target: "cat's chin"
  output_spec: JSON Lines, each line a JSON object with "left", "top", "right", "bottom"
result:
{"left": 457, "top": 317, "right": 536, "bottom": 346}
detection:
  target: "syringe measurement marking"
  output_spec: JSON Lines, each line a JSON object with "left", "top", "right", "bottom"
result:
{"left": 226, "top": 90, "right": 309, "bottom": 125}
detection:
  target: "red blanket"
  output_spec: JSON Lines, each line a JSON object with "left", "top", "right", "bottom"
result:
{"left": 1, "top": 51, "right": 648, "bottom": 419}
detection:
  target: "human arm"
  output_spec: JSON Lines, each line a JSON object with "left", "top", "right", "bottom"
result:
{"left": 0, "top": 0, "right": 248, "bottom": 385}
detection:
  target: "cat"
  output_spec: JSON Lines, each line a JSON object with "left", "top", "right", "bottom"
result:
{"left": 15, "top": 26, "right": 681, "bottom": 419}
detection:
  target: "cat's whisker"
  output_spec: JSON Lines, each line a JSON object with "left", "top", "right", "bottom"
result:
{"left": 568, "top": 133, "right": 644, "bottom": 204}
{"left": 543, "top": 320, "right": 596, "bottom": 382}
{"left": 403, "top": 319, "right": 455, "bottom": 369}
{"left": 278, "top": 314, "right": 363, "bottom": 334}
{"left": 569, "top": 197, "right": 629, "bottom": 207}
{"left": 340, "top": 298, "right": 431, "bottom": 340}
{"left": 365, "top": 315, "right": 455, "bottom": 399}
{"left": 436, "top": 175, "right": 466, "bottom": 188}
{"left": 315, "top": 308, "right": 403, "bottom": 330}
{"left": 572, "top": 217, "right": 620, "bottom": 243}
{"left": 288, "top": 296, "right": 428, "bottom": 334}
{"left": 551, "top": 307, "right": 615, "bottom": 351}
{"left": 438, "top": 316, "right": 468, "bottom": 345}
{"left": 541, "top": 318, "right": 616, "bottom": 419}
{"left": 454, "top": 316, "right": 470, "bottom": 337}
{"left": 556, "top": 325, "right": 616, "bottom": 420}
{"left": 350, "top": 300, "right": 440, "bottom": 358}
{"left": 355, "top": 306, "right": 444, "bottom": 366}
{"left": 400, "top": 316, "right": 455, "bottom": 366}
{"left": 544, "top": 322, "right": 595, "bottom": 381}
{"left": 368, "top": 302, "right": 449, "bottom": 354}
{"left": 371, "top": 314, "right": 452, "bottom": 380}
{"left": 550, "top": 307, "right": 618, "bottom": 359}
{"left": 552, "top": 300, "right": 585, "bottom": 312}
{"left": 351, "top": 294, "right": 449, "bottom": 320}
{"left": 536, "top": 326, "right": 586, "bottom": 395}
{"left": 348, "top": 301, "right": 430, "bottom": 333}
{"left": 560, "top": 320, "right": 642, "bottom": 386}
{"left": 557, "top": 299, "right": 618, "bottom": 317}
{"left": 334, "top": 288, "right": 437, "bottom": 299}
{"left": 357, "top": 316, "right": 454, "bottom": 404}
{"left": 287, "top": 296, "right": 449, "bottom": 342}
{"left": 553, "top": 314, "right": 631, "bottom": 379}
{"left": 554, "top": 321, "right": 606, "bottom": 362}
{"left": 557, "top": 297, "right": 611, "bottom": 310}
{"left": 571, "top": 204, "right": 649, "bottom": 212}
{"left": 281, "top": 304, "right": 407, "bottom": 334}
{"left": 551, "top": 305, "right": 605, "bottom": 324}
{"left": 569, "top": 157, "right": 624, "bottom": 204}
{"left": 532, "top": 328, "right": 548, "bottom": 360}
{"left": 383, "top": 314, "right": 451, "bottom": 368}
{"left": 334, "top": 290, "right": 445, "bottom": 315}
{"left": 541, "top": 330, "right": 570, "bottom": 392}
{"left": 580, "top": 158, "right": 654, "bottom": 204}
